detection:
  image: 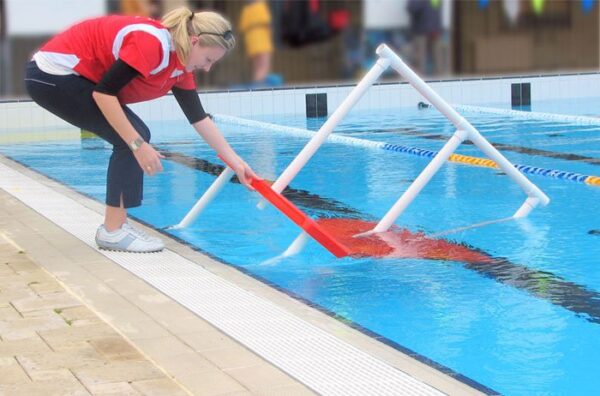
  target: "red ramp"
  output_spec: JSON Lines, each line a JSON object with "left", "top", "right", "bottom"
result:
{"left": 251, "top": 178, "right": 351, "bottom": 258}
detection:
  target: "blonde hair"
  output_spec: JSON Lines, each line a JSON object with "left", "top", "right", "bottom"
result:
{"left": 161, "top": 7, "right": 236, "bottom": 64}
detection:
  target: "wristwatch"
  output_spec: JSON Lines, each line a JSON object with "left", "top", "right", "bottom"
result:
{"left": 128, "top": 137, "right": 145, "bottom": 151}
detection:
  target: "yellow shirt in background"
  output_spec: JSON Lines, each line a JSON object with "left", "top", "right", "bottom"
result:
{"left": 239, "top": 1, "right": 273, "bottom": 57}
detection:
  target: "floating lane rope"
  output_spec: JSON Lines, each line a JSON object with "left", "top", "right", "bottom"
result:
{"left": 384, "top": 143, "right": 600, "bottom": 185}
{"left": 454, "top": 104, "right": 600, "bottom": 126}
{"left": 215, "top": 114, "right": 600, "bottom": 187}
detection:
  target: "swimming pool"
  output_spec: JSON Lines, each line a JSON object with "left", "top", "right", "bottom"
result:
{"left": 2, "top": 98, "right": 599, "bottom": 395}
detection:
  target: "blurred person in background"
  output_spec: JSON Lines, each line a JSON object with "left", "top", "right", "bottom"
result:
{"left": 407, "top": 0, "right": 442, "bottom": 76}
{"left": 24, "top": 7, "right": 258, "bottom": 253}
{"left": 120, "top": 0, "right": 162, "bottom": 18}
{"left": 239, "top": 0, "right": 274, "bottom": 84}
{"left": 436, "top": 0, "right": 453, "bottom": 76}
{"left": 280, "top": 0, "right": 337, "bottom": 48}
{"left": 361, "top": 0, "right": 411, "bottom": 76}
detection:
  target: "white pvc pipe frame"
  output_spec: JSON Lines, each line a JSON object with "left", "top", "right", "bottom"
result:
{"left": 174, "top": 44, "right": 549, "bottom": 257}
{"left": 372, "top": 44, "right": 549, "bottom": 232}
{"left": 284, "top": 45, "right": 549, "bottom": 255}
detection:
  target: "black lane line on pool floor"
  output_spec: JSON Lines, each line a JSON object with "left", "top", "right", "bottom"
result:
{"left": 158, "top": 147, "right": 600, "bottom": 326}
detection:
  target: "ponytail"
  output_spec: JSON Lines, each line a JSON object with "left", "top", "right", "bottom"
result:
{"left": 162, "top": 7, "right": 235, "bottom": 64}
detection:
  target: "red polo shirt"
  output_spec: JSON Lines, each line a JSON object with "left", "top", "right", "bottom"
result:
{"left": 37, "top": 15, "right": 196, "bottom": 104}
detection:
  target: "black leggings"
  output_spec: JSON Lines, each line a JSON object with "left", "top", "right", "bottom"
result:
{"left": 25, "top": 61, "right": 149, "bottom": 208}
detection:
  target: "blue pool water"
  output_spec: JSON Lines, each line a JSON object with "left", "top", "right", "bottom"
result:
{"left": 2, "top": 99, "right": 600, "bottom": 395}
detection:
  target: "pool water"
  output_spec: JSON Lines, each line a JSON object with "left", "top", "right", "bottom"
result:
{"left": 2, "top": 100, "right": 600, "bottom": 395}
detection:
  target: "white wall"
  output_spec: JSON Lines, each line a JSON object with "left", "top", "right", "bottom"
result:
{"left": 6, "top": 0, "right": 106, "bottom": 36}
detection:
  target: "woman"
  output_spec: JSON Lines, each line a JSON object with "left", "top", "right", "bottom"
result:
{"left": 25, "top": 7, "right": 259, "bottom": 253}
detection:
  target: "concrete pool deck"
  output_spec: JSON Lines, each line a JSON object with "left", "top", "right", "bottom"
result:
{"left": 0, "top": 154, "right": 487, "bottom": 396}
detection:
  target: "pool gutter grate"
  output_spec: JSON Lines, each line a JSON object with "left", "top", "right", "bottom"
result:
{"left": 0, "top": 160, "right": 444, "bottom": 396}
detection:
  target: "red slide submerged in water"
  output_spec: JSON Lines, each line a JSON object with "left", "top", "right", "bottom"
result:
{"left": 252, "top": 177, "right": 491, "bottom": 263}
{"left": 316, "top": 218, "right": 494, "bottom": 264}
{"left": 221, "top": 156, "right": 491, "bottom": 262}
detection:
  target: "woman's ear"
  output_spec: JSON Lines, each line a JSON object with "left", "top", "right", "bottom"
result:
{"left": 190, "top": 35, "right": 199, "bottom": 47}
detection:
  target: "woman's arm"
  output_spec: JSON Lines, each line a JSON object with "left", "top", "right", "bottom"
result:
{"left": 172, "top": 87, "right": 259, "bottom": 188}
{"left": 92, "top": 60, "right": 164, "bottom": 175}
{"left": 91, "top": 92, "right": 164, "bottom": 175}
{"left": 192, "top": 117, "right": 259, "bottom": 188}
{"left": 91, "top": 91, "right": 141, "bottom": 145}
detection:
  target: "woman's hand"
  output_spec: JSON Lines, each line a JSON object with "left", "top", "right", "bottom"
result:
{"left": 190, "top": 117, "right": 260, "bottom": 189}
{"left": 133, "top": 143, "right": 165, "bottom": 176}
{"left": 231, "top": 157, "right": 260, "bottom": 190}
{"left": 91, "top": 91, "right": 164, "bottom": 176}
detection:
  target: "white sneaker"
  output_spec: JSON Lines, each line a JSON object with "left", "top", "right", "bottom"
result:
{"left": 95, "top": 223, "right": 164, "bottom": 253}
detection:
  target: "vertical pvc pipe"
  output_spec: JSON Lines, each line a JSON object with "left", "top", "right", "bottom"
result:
{"left": 373, "top": 129, "right": 469, "bottom": 233}
{"left": 258, "top": 57, "right": 391, "bottom": 209}
{"left": 170, "top": 167, "right": 235, "bottom": 229}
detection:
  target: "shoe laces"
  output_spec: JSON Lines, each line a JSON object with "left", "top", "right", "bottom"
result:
{"left": 122, "top": 223, "right": 155, "bottom": 242}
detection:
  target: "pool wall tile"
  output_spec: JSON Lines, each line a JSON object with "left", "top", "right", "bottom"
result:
{"left": 219, "top": 92, "right": 233, "bottom": 116}
{"left": 533, "top": 80, "right": 548, "bottom": 102}
{"left": 1, "top": 101, "right": 71, "bottom": 132}
{"left": 257, "top": 91, "right": 271, "bottom": 116}
{"left": 272, "top": 91, "right": 288, "bottom": 115}
{"left": 2, "top": 73, "right": 599, "bottom": 128}
{"left": 293, "top": 91, "right": 305, "bottom": 117}
{"left": 237, "top": 92, "right": 251, "bottom": 117}
{"left": 281, "top": 91, "right": 294, "bottom": 115}
{"left": 247, "top": 91, "right": 262, "bottom": 117}
{"left": 162, "top": 95, "right": 182, "bottom": 120}
{"left": 380, "top": 86, "right": 396, "bottom": 109}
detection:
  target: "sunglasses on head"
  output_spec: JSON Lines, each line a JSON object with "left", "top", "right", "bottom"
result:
{"left": 197, "top": 30, "right": 234, "bottom": 41}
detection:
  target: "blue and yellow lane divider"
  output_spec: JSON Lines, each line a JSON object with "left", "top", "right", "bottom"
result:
{"left": 382, "top": 143, "right": 600, "bottom": 187}
{"left": 215, "top": 114, "right": 600, "bottom": 188}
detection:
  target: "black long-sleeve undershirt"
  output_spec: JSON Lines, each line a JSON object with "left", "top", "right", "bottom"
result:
{"left": 94, "top": 60, "right": 207, "bottom": 124}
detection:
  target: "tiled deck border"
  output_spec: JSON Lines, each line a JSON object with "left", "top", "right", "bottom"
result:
{"left": 0, "top": 155, "right": 488, "bottom": 395}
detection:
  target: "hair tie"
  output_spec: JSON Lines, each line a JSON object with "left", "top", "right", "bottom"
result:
{"left": 188, "top": 10, "right": 194, "bottom": 22}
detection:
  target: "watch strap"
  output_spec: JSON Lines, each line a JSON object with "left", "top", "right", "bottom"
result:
{"left": 129, "top": 137, "right": 145, "bottom": 151}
